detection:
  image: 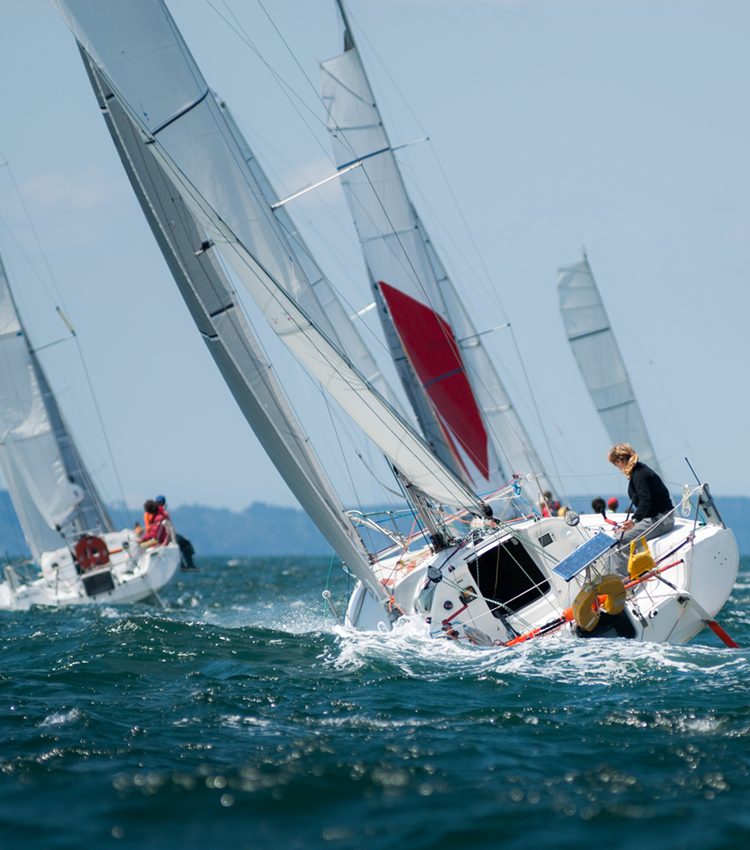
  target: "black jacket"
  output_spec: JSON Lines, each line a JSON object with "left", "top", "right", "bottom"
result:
{"left": 627, "top": 462, "right": 672, "bottom": 522}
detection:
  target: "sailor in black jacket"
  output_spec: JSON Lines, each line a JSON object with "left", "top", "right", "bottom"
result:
{"left": 608, "top": 443, "right": 674, "bottom": 573}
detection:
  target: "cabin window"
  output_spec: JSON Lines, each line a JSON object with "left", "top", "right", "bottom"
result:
{"left": 467, "top": 537, "right": 550, "bottom": 617}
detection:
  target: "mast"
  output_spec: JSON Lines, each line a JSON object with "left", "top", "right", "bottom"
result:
{"left": 0, "top": 253, "right": 112, "bottom": 561}
{"left": 321, "top": 2, "right": 554, "bottom": 505}
{"left": 557, "top": 252, "right": 662, "bottom": 475}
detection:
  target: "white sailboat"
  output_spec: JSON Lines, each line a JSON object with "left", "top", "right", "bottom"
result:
{"left": 56, "top": 0, "right": 739, "bottom": 646}
{"left": 0, "top": 253, "right": 181, "bottom": 610}
{"left": 558, "top": 251, "right": 661, "bottom": 475}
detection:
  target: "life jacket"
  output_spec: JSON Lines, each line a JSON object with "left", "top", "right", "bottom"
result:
{"left": 142, "top": 506, "right": 170, "bottom": 545}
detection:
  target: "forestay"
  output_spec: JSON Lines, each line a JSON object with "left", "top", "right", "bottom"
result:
{"left": 557, "top": 254, "right": 661, "bottom": 475}
{"left": 320, "top": 1, "right": 553, "bottom": 502}
{"left": 0, "top": 254, "right": 112, "bottom": 561}
{"left": 59, "top": 0, "right": 485, "bottom": 516}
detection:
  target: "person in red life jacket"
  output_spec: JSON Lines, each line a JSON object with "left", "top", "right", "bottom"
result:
{"left": 155, "top": 495, "right": 197, "bottom": 570}
{"left": 140, "top": 499, "right": 169, "bottom": 546}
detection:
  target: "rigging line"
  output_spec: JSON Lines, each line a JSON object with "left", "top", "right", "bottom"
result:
{"left": 254, "top": 0, "right": 330, "bottom": 109}
{"left": 203, "top": 0, "right": 333, "bottom": 163}
{"left": 418, "top": 145, "right": 563, "bottom": 496}
{"left": 70, "top": 334, "right": 128, "bottom": 511}
{"left": 506, "top": 328, "right": 566, "bottom": 500}
{"left": 320, "top": 383, "right": 367, "bottom": 518}
{"left": 0, "top": 160, "right": 64, "bottom": 306}
{"left": 319, "top": 383, "right": 406, "bottom": 505}
{"left": 0, "top": 155, "right": 70, "bottom": 313}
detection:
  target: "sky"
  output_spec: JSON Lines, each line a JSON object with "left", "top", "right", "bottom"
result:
{"left": 0, "top": 0, "right": 748, "bottom": 514}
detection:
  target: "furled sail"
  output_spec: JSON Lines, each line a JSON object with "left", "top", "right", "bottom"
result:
{"left": 78, "top": 53, "right": 393, "bottom": 607}
{"left": 0, "top": 254, "right": 112, "bottom": 561}
{"left": 557, "top": 253, "right": 661, "bottom": 475}
{"left": 320, "top": 1, "right": 553, "bottom": 502}
{"left": 59, "top": 0, "right": 485, "bottom": 518}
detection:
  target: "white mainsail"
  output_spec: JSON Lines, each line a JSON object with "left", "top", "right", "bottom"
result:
{"left": 557, "top": 253, "right": 661, "bottom": 475}
{"left": 320, "top": 1, "right": 553, "bottom": 503}
{"left": 0, "top": 253, "right": 113, "bottom": 561}
{"left": 59, "top": 0, "right": 486, "bottom": 518}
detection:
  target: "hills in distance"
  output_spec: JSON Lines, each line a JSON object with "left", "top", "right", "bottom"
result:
{"left": 1, "top": 491, "right": 748, "bottom": 559}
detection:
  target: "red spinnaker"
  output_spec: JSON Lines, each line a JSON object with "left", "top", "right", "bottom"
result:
{"left": 380, "top": 282, "right": 489, "bottom": 479}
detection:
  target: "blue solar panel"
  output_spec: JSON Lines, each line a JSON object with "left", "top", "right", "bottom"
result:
{"left": 552, "top": 532, "right": 617, "bottom": 582}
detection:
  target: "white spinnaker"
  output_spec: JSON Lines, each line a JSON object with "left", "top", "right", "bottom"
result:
{"left": 0, "top": 254, "right": 112, "bottom": 560}
{"left": 320, "top": 4, "right": 553, "bottom": 500}
{"left": 59, "top": 0, "right": 484, "bottom": 516}
{"left": 557, "top": 255, "right": 661, "bottom": 475}
{"left": 79, "top": 54, "right": 393, "bottom": 606}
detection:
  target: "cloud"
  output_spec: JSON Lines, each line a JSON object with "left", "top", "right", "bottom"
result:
{"left": 20, "top": 166, "right": 121, "bottom": 214}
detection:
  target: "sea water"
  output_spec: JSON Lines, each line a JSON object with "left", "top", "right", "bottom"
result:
{"left": 1, "top": 556, "right": 748, "bottom": 849}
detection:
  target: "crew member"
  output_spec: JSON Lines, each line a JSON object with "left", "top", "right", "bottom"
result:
{"left": 607, "top": 443, "right": 674, "bottom": 572}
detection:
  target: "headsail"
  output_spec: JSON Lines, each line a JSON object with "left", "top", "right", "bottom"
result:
{"left": 320, "top": 1, "right": 553, "bottom": 502}
{"left": 0, "top": 254, "right": 112, "bottom": 561}
{"left": 58, "top": 0, "right": 485, "bottom": 518}
{"left": 557, "top": 253, "right": 661, "bottom": 475}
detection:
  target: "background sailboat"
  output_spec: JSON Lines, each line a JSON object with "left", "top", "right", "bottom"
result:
{"left": 557, "top": 251, "right": 661, "bottom": 476}
{"left": 0, "top": 251, "right": 181, "bottom": 609}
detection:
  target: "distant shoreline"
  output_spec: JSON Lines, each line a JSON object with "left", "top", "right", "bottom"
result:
{"left": 2, "top": 492, "right": 748, "bottom": 558}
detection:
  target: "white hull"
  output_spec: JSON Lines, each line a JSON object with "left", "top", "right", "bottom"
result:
{"left": 346, "top": 512, "right": 739, "bottom": 647}
{"left": 0, "top": 530, "right": 181, "bottom": 611}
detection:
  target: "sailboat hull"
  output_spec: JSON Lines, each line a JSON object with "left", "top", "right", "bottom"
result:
{"left": 0, "top": 531, "right": 181, "bottom": 610}
{"left": 346, "top": 514, "right": 739, "bottom": 647}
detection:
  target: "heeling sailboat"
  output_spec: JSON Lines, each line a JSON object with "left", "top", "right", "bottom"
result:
{"left": 557, "top": 252, "right": 661, "bottom": 476}
{"left": 58, "top": 0, "right": 739, "bottom": 647}
{"left": 320, "top": 0, "right": 554, "bottom": 508}
{"left": 0, "top": 253, "right": 181, "bottom": 610}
